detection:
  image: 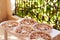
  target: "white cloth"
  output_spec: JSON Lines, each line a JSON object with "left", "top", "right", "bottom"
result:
{"left": 50, "top": 29, "right": 60, "bottom": 38}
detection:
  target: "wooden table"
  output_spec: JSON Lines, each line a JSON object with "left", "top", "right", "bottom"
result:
{"left": 4, "top": 29, "right": 60, "bottom": 40}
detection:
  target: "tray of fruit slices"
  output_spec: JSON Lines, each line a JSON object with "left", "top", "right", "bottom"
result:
{"left": 0, "top": 20, "right": 20, "bottom": 30}
{"left": 0, "top": 18, "right": 53, "bottom": 40}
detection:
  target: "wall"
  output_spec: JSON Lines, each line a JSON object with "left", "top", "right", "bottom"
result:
{"left": 0, "top": 0, "right": 19, "bottom": 22}
{"left": 0, "top": 0, "right": 8, "bottom": 22}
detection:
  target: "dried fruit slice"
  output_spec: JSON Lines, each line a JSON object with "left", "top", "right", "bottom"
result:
{"left": 0, "top": 20, "right": 19, "bottom": 30}
{"left": 33, "top": 23, "right": 52, "bottom": 33}
{"left": 29, "top": 31, "right": 51, "bottom": 40}
{"left": 19, "top": 18, "right": 37, "bottom": 25}
{"left": 15, "top": 25, "right": 35, "bottom": 37}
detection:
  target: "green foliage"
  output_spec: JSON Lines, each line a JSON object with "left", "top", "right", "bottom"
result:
{"left": 15, "top": 0, "right": 60, "bottom": 30}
